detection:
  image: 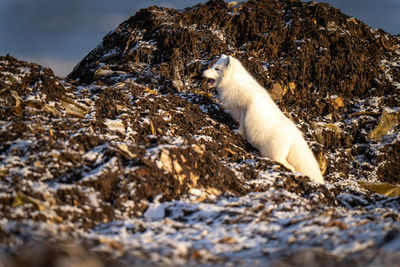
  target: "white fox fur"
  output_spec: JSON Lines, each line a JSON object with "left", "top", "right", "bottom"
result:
{"left": 202, "top": 54, "right": 324, "bottom": 184}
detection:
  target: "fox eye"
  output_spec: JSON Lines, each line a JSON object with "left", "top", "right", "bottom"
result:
{"left": 215, "top": 67, "right": 221, "bottom": 71}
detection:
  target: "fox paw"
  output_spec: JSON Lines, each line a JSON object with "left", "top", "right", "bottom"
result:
{"left": 233, "top": 128, "right": 244, "bottom": 137}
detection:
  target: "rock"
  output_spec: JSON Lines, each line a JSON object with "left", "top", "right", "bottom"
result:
{"left": 369, "top": 109, "right": 399, "bottom": 140}
{"left": 269, "top": 82, "right": 287, "bottom": 101}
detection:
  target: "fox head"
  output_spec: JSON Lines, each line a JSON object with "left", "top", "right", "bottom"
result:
{"left": 202, "top": 54, "right": 232, "bottom": 88}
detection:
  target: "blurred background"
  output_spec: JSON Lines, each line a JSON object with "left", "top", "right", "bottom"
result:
{"left": 1, "top": 0, "right": 399, "bottom": 77}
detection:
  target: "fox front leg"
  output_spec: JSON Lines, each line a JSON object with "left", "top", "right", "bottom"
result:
{"left": 233, "top": 107, "right": 246, "bottom": 138}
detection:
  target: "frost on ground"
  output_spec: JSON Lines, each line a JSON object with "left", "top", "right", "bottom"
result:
{"left": 1, "top": 0, "right": 400, "bottom": 266}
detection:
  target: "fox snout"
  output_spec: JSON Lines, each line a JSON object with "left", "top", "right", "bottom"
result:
{"left": 202, "top": 69, "right": 216, "bottom": 87}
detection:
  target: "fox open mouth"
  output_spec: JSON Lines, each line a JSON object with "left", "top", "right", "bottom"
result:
{"left": 207, "top": 78, "right": 215, "bottom": 87}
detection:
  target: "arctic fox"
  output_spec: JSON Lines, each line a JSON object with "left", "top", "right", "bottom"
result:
{"left": 202, "top": 54, "right": 324, "bottom": 184}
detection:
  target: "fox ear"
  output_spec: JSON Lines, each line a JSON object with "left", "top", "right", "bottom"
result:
{"left": 225, "top": 56, "right": 230, "bottom": 66}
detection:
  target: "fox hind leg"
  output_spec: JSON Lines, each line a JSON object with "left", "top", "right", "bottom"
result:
{"left": 271, "top": 142, "right": 296, "bottom": 173}
{"left": 279, "top": 158, "right": 296, "bottom": 173}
